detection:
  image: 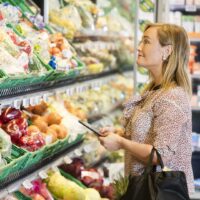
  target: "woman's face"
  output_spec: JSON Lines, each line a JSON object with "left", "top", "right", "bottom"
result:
{"left": 137, "top": 27, "right": 164, "bottom": 72}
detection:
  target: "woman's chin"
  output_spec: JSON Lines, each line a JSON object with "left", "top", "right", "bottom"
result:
{"left": 136, "top": 60, "right": 144, "bottom": 66}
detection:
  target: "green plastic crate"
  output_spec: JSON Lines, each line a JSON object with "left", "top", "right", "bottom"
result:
{"left": 0, "top": 73, "right": 42, "bottom": 89}
{"left": 41, "top": 134, "right": 84, "bottom": 160}
{"left": 23, "top": 147, "right": 44, "bottom": 169}
{"left": 0, "top": 145, "right": 29, "bottom": 182}
{"left": 14, "top": 191, "right": 32, "bottom": 200}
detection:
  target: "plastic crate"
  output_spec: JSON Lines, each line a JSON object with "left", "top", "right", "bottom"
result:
{"left": 42, "top": 134, "right": 84, "bottom": 160}
{"left": 0, "top": 145, "right": 29, "bottom": 182}
{"left": 23, "top": 147, "right": 44, "bottom": 169}
{"left": 24, "top": 134, "right": 83, "bottom": 168}
{"left": 14, "top": 191, "right": 32, "bottom": 200}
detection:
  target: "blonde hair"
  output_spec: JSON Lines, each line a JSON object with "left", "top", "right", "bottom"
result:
{"left": 143, "top": 23, "right": 191, "bottom": 96}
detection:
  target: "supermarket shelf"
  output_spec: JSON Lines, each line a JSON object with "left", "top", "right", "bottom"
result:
{"left": 192, "top": 74, "right": 200, "bottom": 79}
{"left": 170, "top": 4, "right": 200, "bottom": 13}
{"left": 88, "top": 101, "right": 123, "bottom": 123}
{"left": 74, "top": 30, "right": 133, "bottom": 42}
{"left": 0, "top": 69, "right": 133, "bottom": 109}
{"left": 190, "top": 38, "right": 200, "bottom": 43}
{"left": 88, "top": 155, "right": 109, "bottom": 168}
{"left": 0, "top": 136, "right": 84, "bottom": 193}
{"left": 192, "top": 106, "right": 200, "bottom": 111}
{"left": 192, "top": 74, "right": 200, "bottom": 94}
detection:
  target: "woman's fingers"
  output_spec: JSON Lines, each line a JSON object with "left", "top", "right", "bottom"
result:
{"left": 99, "top": 126, "right": 115, "bottom": 136}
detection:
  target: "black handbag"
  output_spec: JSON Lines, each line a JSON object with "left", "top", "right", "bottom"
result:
{"left": 121, "top": 147, "right": 190, "bottom": 200}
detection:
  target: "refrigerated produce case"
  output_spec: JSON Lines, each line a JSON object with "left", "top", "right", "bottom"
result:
{"left": 0, "top": 0, "right": 135, "bottom": 199}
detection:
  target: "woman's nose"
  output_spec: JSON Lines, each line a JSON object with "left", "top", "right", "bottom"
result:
{"left": 137, "top": 42, "right": 143, "bottom": 51}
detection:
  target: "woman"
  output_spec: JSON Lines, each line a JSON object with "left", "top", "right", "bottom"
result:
{"left": 99, "top": 23, "right": 194, "bottom": 194}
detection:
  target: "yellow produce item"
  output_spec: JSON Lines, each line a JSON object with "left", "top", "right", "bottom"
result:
{"left": 47, "top": 171, "right": 86, "bottom": 200}
{"left": 84, "top": 188, "right": 101, "bottom": 200}
{"left": 87, "top": 63, "right": 104, "bottom": 73}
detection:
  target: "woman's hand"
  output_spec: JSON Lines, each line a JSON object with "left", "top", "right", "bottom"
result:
{"left": 99, "top": 132, "right": 122, "bottom": 151}
{"left": 99, "top": 126, "right": 116, "bottom": 136}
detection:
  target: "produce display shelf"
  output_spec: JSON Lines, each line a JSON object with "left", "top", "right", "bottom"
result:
{"left": 88, "top": 155, "right": 109, "bottom": 168}
{"left": 170, "top": 4, "right": 200, "bottom": 13}
{"left": 0, "top": 68, "right": 132, "bottom": 101}
{"left": 88, "top": 101, "right": 123, "bottom": 123}
{"left": 0, "top": 135, "right": 84, "bottom": 190}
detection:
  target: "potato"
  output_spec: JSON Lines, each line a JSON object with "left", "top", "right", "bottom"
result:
{"left": 31, "top": 101, "right": 48, "bottom": 115}
{"left": 27, "top": 125, "right": 40, "bottom": 133}
{"left": 45, "top": 112, "right": 62, "bottom": 125}
{"left": 45, "top": 127, "right": 57, "bottom": 143}
{"left": 49, "top": 124, "right": 67, "bottom": 139}
{"left": 32, "top": 117, "right": 48, "bottom": 133}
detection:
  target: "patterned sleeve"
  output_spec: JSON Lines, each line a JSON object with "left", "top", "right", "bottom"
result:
{"left": 152, "top": 93, "right": 189, "bottom": 165}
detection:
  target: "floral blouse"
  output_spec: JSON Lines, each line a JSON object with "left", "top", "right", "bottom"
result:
{"left": 123, "top": 86, "right": 194, "bottom": 194}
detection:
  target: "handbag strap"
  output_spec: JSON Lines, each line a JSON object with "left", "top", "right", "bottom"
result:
{"left": 145, "top": 147, "right": 164, "bottom": 175}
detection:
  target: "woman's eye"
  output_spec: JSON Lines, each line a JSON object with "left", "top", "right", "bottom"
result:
{"left": 143, "top": 39, "right": 150, "bottom": 44}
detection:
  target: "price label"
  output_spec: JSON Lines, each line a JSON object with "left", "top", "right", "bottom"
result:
{"left": 185, "top": 4, "right": 197, "bottom": 12}
{"left": 13, "top": 100, "right": 21, "bottom": 109}
{"left": 35, "top": 96, "right": 40, "bottom": 105}
{"left": 22, "top": 180, "right": 33, "bottom": 189}
{"left": 22, "top": 98, "right": 30, "bottom": 108}
{"left": 83, "top": 144, "right": 93, "bottom": 153}
{"left": 74, "top": 149, "right": 82, "bottom": 157}
{"left": 81, "top": 171, "right": 100, "bottom": 179}
{"left": 66, "top": 88, "right": 70, "bottom": 96}
{"left": 43, "top": 94, "right": 48, "bottom": 102}
{"left": 64, "top": 156, "right": 72, "bottom": 164}
{"left": 30, "top": 97, "right": 36, "bottom": 106}
{"left": 39, "top": 170, "right": 48, "bottom": 179}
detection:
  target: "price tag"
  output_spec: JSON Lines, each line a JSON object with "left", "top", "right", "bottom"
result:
{"left": 81, "top": 171, "right": 100, "bottom": 179}
{"left": 35, "top": 96, "right": 40, "bottom": 105}
{"left": 22, "top": 98, "right": 30, "bottom": 108}
{"left": 68, "top": 136, "right": 74, "bottom": 143}
{"left": 83, "top": 145, "right": 91, "bottom": 153}
{"left": 43, "top": 94, "right": 48, "bottom": 102}
{"left": 30, "top": 97, "right": 36, "bottom": 106}
{"left": 22, "top": 180, "right": 33, "bottom": 189}
{"left": 70, "top": 88, "right": 74, "bottom": 96}
{"left": 64, "top": 156, "right": 72, "bottom": 164}
{"left": 185, "top": 4, "right": 197, "bottom": 12}
{"left": 39, "top": 170, "right": 48, "bottom": 179}
{"left": 13, "top": 100, "right": 21, "bottom": 109}
{"left": 74, "top": 149, "right": 82, "bottom": 157}
{"left": 45, "top": 134, "right": 53, "bottom": 144}
{"left": 66, "top": 88, "right": 70, "bottom": 96}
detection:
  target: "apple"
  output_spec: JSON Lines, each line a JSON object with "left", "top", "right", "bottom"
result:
{"left": 4, "top": 117, "right": 28, "bottom": 143}
{"left": 0, "top": 107, "right": 22, "bottom": 123}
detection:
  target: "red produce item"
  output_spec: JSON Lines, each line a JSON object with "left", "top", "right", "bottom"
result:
{"left": 19, "top": 41, "right": 32, "bottom": 55}
{"left": 19, "top": 132, "right": 45, "bottom": 151}
{"left": 1, "top": 107, "right": 22, "bottom": 123}
{"left": 7, "top": 31, "right": 18, "bottom": 45}
{"left": 81, "top": 176, "right": 95, "bottom": 186}
{"left": 59, "top": 157, "right": 85, "bottom": 178}
{"left": 4, "top": 117, "right": 28, "bottom": 143}
{"left": 100, "top": 184, "right": 114, "bottom": 200}
{"left": 20, "top": 179, "right": 53, "bottom": 200}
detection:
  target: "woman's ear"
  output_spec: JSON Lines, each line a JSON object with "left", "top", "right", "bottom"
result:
{"left": 163, "top": 45, "right": 173, "bottom": 58}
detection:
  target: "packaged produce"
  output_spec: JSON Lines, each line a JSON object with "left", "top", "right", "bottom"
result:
{"left": 0, "top": 107, "right": 46, "bottom": 151}
{"left": 20, "top": 178, "right": 54, "bottom": 200}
